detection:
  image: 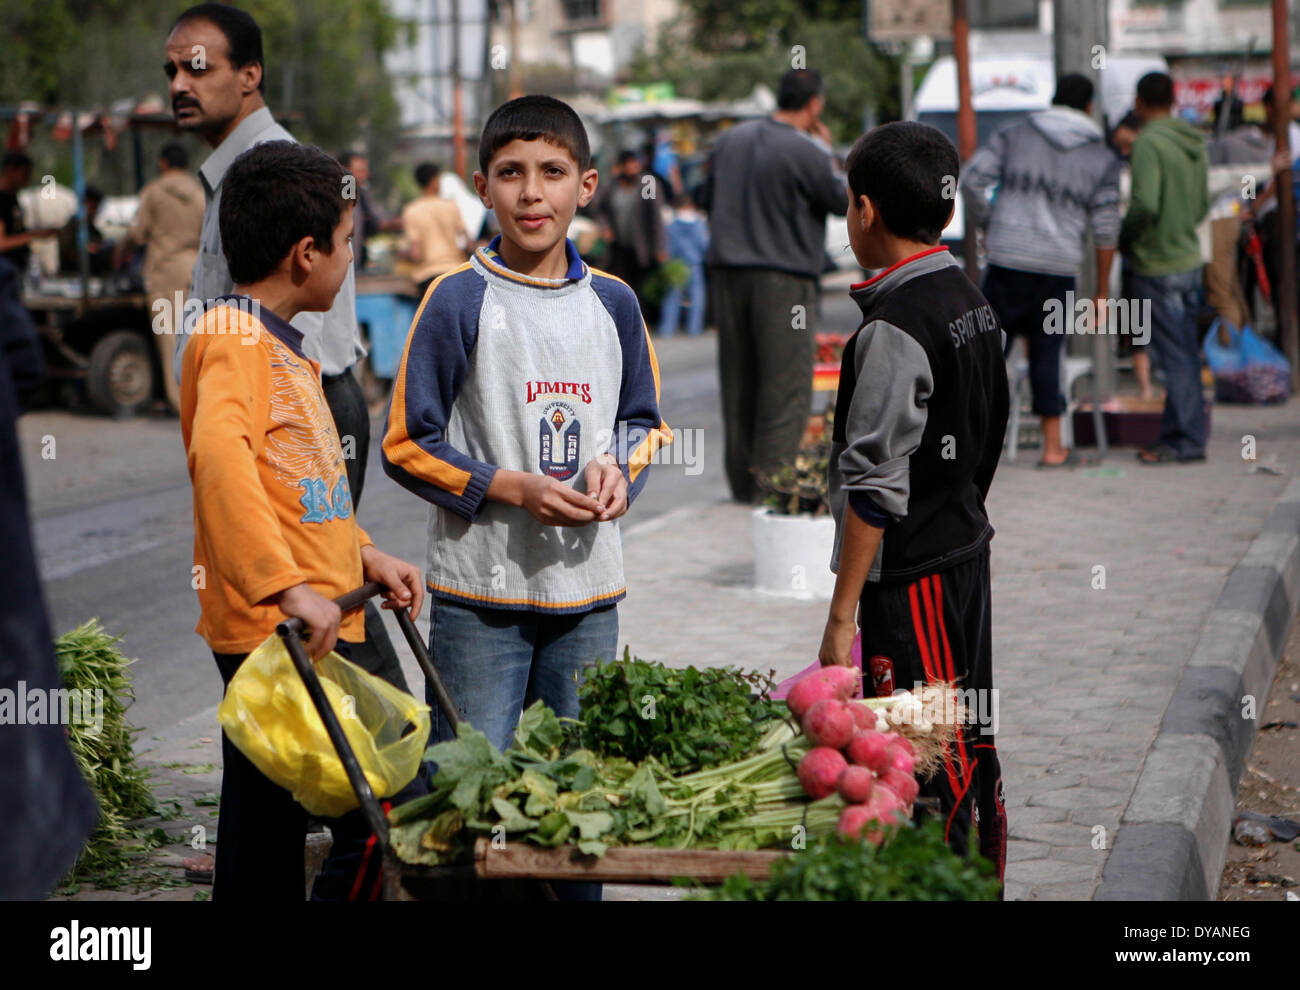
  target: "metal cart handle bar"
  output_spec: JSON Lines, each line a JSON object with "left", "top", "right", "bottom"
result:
{"left": 275, "top": 582, "right": 460, "bottom": 847}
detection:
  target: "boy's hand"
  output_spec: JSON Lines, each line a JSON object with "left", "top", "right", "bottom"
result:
{"left": 276, "top": 584, "right": 342, "bottom": 661}
{"left": 818, "top": 614, "right": 857, "bottom": 669}
{"left": 584, "top": 454, "right": 628, "bottom": 522}
{"left": 360, "top": 545, "right": 425, "bottom": 620}
{"left": 517, "top": 473, "right": 602, "bottom": 526}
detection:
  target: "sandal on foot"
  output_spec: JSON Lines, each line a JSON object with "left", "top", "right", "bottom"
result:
{"left": 1137, "top": 444, "right": 1180, "bottom": 464}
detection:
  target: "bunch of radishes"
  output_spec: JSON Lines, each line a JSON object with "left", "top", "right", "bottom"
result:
{"left": 787, "top": 666, "right": 920, "bottom": 843}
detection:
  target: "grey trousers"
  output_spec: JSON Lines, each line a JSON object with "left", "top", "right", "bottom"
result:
{"left": 710, "top": 267, "right": 818, "bottom": 502}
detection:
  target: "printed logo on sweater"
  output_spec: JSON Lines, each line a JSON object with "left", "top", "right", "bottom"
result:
{"left": 539, "top": 401, "right": 581, "bottom": 480}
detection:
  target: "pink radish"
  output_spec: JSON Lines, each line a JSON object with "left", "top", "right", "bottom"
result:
{"left": 835, "top": 765, "right": 875, "bottom": 804}
{"left": 797, "top": 747, "right": 848, "bottom": 799}
{"left": 887, "top": 747, "right": 915, "bottom": 776}
{"left": 846, "top": 730, "right": 893, "bottom": 775}
{"left": 880, "top": 768, "right": 919, "bottom": 805}
{"left": 866, "top": 784, "right": 908, "bottom": 825}
{"left": 837, "top": 803, "right": 878, "bottom": 841}
{"left": 803, "top": 699, "right": 855, "bottom": 750}
{"left": 847, "top": 702, "right": 876, "bottom": 731}
{"left": 786, "top": 675, "right": 838, "bottom": 719}
{"left": 816, "top": 664, "right": 860, "bottom": 700}
{"left": 887, "top": 733, "right": 915, "bottom": 758}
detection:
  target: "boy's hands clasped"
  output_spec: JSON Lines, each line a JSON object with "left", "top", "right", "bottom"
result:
{"left": 490, "top": 456, "right": 629, "bottom": 526}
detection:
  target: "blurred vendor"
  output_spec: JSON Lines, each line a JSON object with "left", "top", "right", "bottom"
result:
{"left": 57, "top": 186, "right": 113, "bottom": 276}
{"left": 0, "top": 151, "right": 57, "bottom": 273}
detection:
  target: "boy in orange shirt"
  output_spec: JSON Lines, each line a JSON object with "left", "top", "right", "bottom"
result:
{"left": 181, "top": 141, "right": 424, "bottom": 901}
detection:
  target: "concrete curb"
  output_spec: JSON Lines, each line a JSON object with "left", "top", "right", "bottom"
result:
{"left": 1095, "top": 476, "right": 1300, "bottom": 900}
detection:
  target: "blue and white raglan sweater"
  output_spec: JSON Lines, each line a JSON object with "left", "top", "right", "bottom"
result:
{"left": 382, "top": 236, "right": 671, "bottom": 613}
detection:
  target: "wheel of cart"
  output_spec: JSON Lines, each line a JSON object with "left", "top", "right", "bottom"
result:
{"left": 281, "top": 584, "right": 790, "bottom": 900}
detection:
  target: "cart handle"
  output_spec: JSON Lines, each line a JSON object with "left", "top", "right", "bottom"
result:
{"left": 273, "top": 582, "right": 461, "bottom": 850}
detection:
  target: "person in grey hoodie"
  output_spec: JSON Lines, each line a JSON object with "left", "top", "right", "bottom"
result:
{"left": 961, "top": 73, "right": 1121, "bottom": 468}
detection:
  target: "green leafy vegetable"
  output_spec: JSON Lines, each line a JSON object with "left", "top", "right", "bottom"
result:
{"left": 575, "top": 649, "right": 785, "bottom": 773}
{"left": 695, "top": 822, "right": 1002, "bottom": 901}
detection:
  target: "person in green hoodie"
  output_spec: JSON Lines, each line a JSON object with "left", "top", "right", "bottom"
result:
{"left": 1121, "top": 72, "right": 1210, "bottom": 464}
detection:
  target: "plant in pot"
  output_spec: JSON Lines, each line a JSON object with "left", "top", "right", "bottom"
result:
{"left": 751, "top": 418, "right": 836, "bottom": 600}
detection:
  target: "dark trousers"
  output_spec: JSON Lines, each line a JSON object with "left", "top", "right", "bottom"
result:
{"left": 709, "top": 267, "right": 817, "bottom": 502}
{"left": 982, "top": 264, "right": 1072, "bottom": 418}
{"left": 1131, "top": 269, "right": 1207, "bottom": 459}
{"left": 856, "top": 549, "right": 1007, "bottom": 891}
{"left": 606, "top": 243, "right": 652, "bottom": 301}
{"left": 211, "top": 643, "right": 428, "bottom": 901}
{"left": 320, "top": 367, "right": 408, "bottom": 691}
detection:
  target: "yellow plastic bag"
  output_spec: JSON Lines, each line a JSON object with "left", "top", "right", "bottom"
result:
{"left": 217, "top": 634, "right": 430, "bottom": 817}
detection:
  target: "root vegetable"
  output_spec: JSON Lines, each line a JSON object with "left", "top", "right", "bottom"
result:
{"left": 847, "top": 702, "right": 876, "bottom": 731}
{"left": 816, "top": 664, "right": 860, "bottom": 700}
{"left": 798, "top": 747, "right": 849, "bottom": 800}
{"left": 880, "top": 768, "right": 919, "bottom": 805}
{"left": 835, "top": 765, "right": 875, "bottom": 804}
{"left": 787, "top": 675, "right": 839, "bottom": 719}
{"left": 837, "top": 804, "right": 883, "bottom": 842}
{"left": 803, "top": 699, "right": 855, "bottom": 750}
{"left": 888, "top": 747, "right": 915, "bottom": 777}
{"left": 846, "top": 731, "right": 893, "bottom": 775}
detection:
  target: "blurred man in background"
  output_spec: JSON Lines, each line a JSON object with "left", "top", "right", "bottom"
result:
{"left": 0, "top": 151, "right": 57, "bottom": 274}
{"left": 123, "top": 142, "right": 204, "bottom": 413}
{"left": 401, "top": 161, "right": 468, "bottom": 297}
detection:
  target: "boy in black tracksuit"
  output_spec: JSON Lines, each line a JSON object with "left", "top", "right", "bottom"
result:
{"left": 818, "top": 122, "right": 1011, "bottom": 887}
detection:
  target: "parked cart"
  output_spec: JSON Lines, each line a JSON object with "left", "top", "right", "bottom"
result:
{"left": 278, "top": 583, "right": 790, "bottom": 900}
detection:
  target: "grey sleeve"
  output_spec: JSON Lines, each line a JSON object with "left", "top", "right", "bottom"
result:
{"left": 836, "top": 320, "right": 934, "bottom": 520}
{"left": 1088, "top": 154, "right": 1123, "bottom": 249}
{"left": 959, "top": 131, "right": 1005, "bottom": 232}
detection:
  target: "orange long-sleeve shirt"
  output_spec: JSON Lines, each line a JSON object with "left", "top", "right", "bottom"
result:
{"left": 181, "top": 298, "right": 371, "bottom": 653}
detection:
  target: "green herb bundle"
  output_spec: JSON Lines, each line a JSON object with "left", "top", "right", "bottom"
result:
{"left": 696, "top": 822, "right": 1002, "bottom": 901}
{"left": 574, "top": 650, "right": 784, "bottom": 773}
{"left": 54, "top": 620, "right": 156, "bottom": 881}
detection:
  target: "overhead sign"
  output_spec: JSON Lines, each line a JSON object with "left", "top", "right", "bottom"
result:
{"left": 868, "top": 0, "right": 952, "bottom": 41}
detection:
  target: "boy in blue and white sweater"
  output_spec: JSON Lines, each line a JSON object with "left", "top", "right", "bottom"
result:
{"left": 383, "top": 95, "right": 671, "bottom": 754}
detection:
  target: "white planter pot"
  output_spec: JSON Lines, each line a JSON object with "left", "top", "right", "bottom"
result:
{"left": 752, "top": 508, "right": 836, "bottom": 600}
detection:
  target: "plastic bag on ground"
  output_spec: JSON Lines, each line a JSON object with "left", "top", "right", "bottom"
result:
{"left": 217, "top": 633, "right": 430, "bottom": 817}
{"left": 1203, "top": 319, "right": 1290, "bottom": 405}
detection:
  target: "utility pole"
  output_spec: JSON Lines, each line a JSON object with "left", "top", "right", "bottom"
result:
{"left": 1054, "top": 0, "right": 1112, "bottom": 448}
{"left": 1272, "top": 0, "right": 1298, "bottom": 390}
{"left": 451, "top": 0, "right": 466, "bottom": 180}
{"left": 952, "top": 0, "right": 979, "bottom": 284}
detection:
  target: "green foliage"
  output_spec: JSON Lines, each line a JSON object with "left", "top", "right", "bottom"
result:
{"left": 53, "top": 620, "right": 156, "bottom": 885}
{"left": 640, "top": 258, "right": 691, "bottom": 304}
{"left": 626, "top": 3, "right": 899, "bottom": 144}
{"left": 755, "top": 438, "right": 831, "bottom": 516}
{"left": 575, "top": 649, "right": 782, "bottom": 773}
{"left": 699, "top": 821, "right": 1003, "bottom": 900}
{"left": 0, "top": 0, "right": 406, "bottom": 193}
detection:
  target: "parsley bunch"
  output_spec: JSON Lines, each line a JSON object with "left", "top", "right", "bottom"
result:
{"left": 574, "top": 650, "right": 784, "bottom": 774}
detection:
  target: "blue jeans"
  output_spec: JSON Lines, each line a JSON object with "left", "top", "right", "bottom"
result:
{"left": 425, "top": 599, "right": 617, "bottom": 902}
{"left": 426, "top": 598, "right": 619, "bottom": 752}
{"left": 658, "top": 263, "right": 706, "bottom": 336}
{"left": 1131, "top": 269, "right": 1206, "bottom": 459}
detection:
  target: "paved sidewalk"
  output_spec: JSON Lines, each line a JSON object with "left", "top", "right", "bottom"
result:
{"left": 617, "top": 399, "right": 1300, "bottom": 900}
{"left": 73, "top": 396, "right": 1300, "bottom": 901}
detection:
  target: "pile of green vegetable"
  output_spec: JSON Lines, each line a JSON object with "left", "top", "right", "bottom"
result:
{"left": 573, "top": 650, "right": 783, "bottom": 773}
{"left": 388, "top": 699, "right": 837, "bottom": 864}
{"left": 694, "top": 822, "right": 1002, "bottom": 901}
{"left": 55, "top": 620, "right": 156, "bottom": 882}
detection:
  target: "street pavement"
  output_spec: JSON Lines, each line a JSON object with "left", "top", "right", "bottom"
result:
{"left": 22, "top": 278, "right": 1300, "bottom": 900}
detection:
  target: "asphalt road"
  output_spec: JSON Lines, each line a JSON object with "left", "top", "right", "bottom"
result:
{"left": 19, "top": 282, "right": 862, "bottom": 738}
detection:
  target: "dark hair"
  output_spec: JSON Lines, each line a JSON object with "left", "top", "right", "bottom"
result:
{"left": 478, "top": 95, "right": 591, "bottom": 173}
{"left": 2, "top": 150, "right": 32, "bottom": 171}
{"left": 414, "top": 161, "right": 441, "bottom": 187}
{"left": 172, "top": 3, "right": 264, "bottom": 92}
{"left": 219, "top": 141, "right": 348, "bottom": 285}
{"left": 777, "top": 69, "right": 824, "bottom": 111}
{"left": 83, "top": 185, "right": 103, "bottom": 203}
{"left": 845, "top": 122, "right": 959, "bottom": 244}
{"left": 1053, "top": 73, "right": 1093, "bottom": 112}
{"left": 338, "top": 150, "right": 365, "bottom": 169}
{"left": 1115, "top": 111, "right": 1142, "bottom": 133}
{"left": 1136, "top": 72, "right": 1174, "bottom": 110}
{"left": 616, "top": 149, "right": 640, "bottom": 166}
{"left": 159, "top": 142, "right": 189, "bottom": 169}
